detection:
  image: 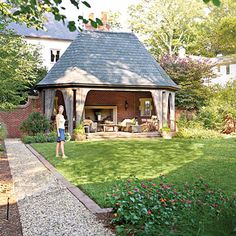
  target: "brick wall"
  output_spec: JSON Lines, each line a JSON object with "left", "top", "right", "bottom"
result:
{"left": 85, "top": 90, "right": 156, "bottom": 122}
{"left": 0, "top": 96, "right": 43, "bottom": 138}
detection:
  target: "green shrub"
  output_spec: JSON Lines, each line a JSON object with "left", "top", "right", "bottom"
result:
{"left": 20, "top": 112, "right": 50, "bottom": 136}
{"left": 0, "top": 122, "right": 7, "bottom": 140}
{"left": 107, "top": 176, "right": 236, "bottom": 235}
{"left": 160, "top": 123, "right": 171, "bottom": 132}
{"left": 0, "top": 144, "right": 4, "bottom": 152}
{"left": 175, "top": 127, "right": 223, "bottom": 139}
{"left": 198, "top": 106, "right": 224, "bottom": 131}
{"left": 22, "top": 132, "right": 57, "bottom": 144}
{"left": 176, "top": 114, "right": 223, "bottom": 139}
{"left": 73, "top": 123, "right": 85, "bottom": 135}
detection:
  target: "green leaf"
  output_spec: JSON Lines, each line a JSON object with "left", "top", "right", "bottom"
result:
{"left": 95, "top": 18, "right": 103, "bottom": 26}
{"left": 82, "top": 1, "right": 91, "bottom": 8}
{"left": 82, "top": 19, "right": 89, "bottom": 24}
{"left": 70, "top": 0, "right": 79, "bottom": 9}
{"left": 53, "top": 0, "right": 62, "bottom": 4}
{"left": 54, "top": 14, "right": 61, "bottom": 21}
{"left": 130, "top": 197, "right": 135, "bottom": 202}
{"left": 203, "top": 0, "right": 211, "bottom": 3}
{"left": 116, "top": 225, "right": 125, "bottom": 234}
{"left": 68, "top": 21, "right": 77, "bottom": 31}
{"left": 212, "top": 0, "right": 221, "bottom": 6}
{"left": 12, "top": 10, "right": 21, "bottom": 16}
{"left": 90, "top": 19, "right": 97, "bottom": 28}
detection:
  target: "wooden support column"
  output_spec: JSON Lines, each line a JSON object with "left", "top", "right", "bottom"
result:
{"left": 44, "top": 89, "right": 55, "bottom": 120}
{"left": 151, "top": 90, "right": 163, "bottom": 130}
{"left": 61, "top": 89, "right": 74, "bottom": 135}
{"left": 76, "top": 88, "right": 90, "bottom": 125}
{"left": 170, "top": 92, "right": 176, "bottom": 131}
{"left": 162, "top": 91, "right": 169, "bottom": 126}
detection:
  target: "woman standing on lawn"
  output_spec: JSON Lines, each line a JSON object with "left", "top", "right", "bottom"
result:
{"left": 56, "top": 105, "right": 67, "bottom": 158}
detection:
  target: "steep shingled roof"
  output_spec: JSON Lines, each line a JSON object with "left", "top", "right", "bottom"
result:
{"left": 37, "top": 31, "right": 178, "bottom": 90}
{"left": 7, "top": 14, "right": 77, "bottom": 40}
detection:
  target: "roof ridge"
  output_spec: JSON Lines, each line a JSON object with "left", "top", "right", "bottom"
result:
{"left": 83, "top": 30, "right": 135, "bottom": 35}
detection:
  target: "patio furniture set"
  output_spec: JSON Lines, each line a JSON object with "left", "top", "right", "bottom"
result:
{"left": 82, "top": 116, "right": 159, "bottom": 134}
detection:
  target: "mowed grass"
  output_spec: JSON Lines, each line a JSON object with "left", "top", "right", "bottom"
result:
{"left": 31, "top": 138, "right": 236, "bottom": 208}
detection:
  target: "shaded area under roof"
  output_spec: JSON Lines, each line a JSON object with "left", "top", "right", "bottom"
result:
{"left": 7, "top": 14, "right": 78, "bottom": 40}
{"left": 37, "top": 31, "right": 178, "bottom": 90}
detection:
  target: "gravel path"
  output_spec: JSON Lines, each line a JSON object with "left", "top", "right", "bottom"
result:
{"left": 5, "top": 139, "right": 113, "bottom": 236}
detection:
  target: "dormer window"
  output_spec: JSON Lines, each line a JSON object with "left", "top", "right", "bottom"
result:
{"left": 50, "top": 49, "right": 60, "bottom": 63}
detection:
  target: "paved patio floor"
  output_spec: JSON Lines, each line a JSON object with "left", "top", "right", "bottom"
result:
{"left": 5, "top": 139, "right": 113, "bottom": 236}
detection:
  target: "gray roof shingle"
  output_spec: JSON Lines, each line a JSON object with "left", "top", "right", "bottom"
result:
{"left": 37, "top": 31, "right": 178, "bottom": 89}
{"left": 7, "top": 14, "right": 77, "bottom": 40}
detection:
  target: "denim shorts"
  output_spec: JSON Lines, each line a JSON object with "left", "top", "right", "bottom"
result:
{"left": 57, "top": 128, "right": 65, "bottom": 142}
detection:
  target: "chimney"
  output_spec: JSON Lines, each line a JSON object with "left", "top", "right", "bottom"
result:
{"left": 101, "top": 12, "right": 108, "bottom": 24}
{"left": 85, "top": 12, "right": 110, "bottom": 31}
{"left": 100, "top": 12, "right": 110, "bottom": 31}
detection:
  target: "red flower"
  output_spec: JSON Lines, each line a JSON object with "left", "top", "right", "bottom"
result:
{"left": 127, "top": 179, "right": 131, "bottom": 183}
{"left": 134, "top": 188, "right": 139, "bottom": 192}
{"left": 159, "top": 198, "right": 167, "bottom": 203}
{"left": 141, "top": 183, "right": 147, "bottom": 188}
{"left": 147, "top": 209, "right": 152, "bottom": 215}
{"left": 152, "top": 183, "right": 157, "bottom": 187}
{"left": 128, "top": 191, "right": 133, "bottom": 195}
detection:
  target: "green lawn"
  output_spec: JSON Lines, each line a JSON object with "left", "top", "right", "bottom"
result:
{"left": 31, "top": 138, "right": 236, "bottom": 208}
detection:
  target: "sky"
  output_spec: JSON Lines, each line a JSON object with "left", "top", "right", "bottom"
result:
{"left": 64, "top": 0, "right": 140, "bottom": 31}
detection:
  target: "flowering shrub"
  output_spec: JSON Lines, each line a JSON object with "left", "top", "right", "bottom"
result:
{"left": 107, "top": 176, "right": 236, "bottom": 235}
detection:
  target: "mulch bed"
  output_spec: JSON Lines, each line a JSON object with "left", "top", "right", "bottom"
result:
{"left": 0, "top": 141, "right": 23, "bottom": 236}
{"left": 96, "top": 212, "right": 116, "bottom": 234}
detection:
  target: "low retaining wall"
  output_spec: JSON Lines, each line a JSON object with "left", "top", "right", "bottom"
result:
{"left": 0, "top": 96, "right": 42, "bottom": 138}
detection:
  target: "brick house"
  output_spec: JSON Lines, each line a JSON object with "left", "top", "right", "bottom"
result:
{"left": 36, "top": 30, "right": 178, "bottom": 135}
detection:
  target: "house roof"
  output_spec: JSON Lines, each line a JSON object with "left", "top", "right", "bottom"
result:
{"left": 7, "top": 14, "right": 77, "bottom": 41}
{"left": 37, "top": 31, "right": 178, "bottom": 90}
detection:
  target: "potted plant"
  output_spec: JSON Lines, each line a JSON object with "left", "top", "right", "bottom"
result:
{"left": 72, "top": 123, "right": 86, "bottom": 141}
{"left": 160, "top": 124, "right": 172, "bottom": 139}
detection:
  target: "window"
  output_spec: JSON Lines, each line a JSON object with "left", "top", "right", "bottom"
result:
{"left": 226, "top": 64, "right": 230, "bottom": 75}
{"left": 217, "top": 66, "right": 221, "bottom": 73}
{"left": 50, "top": 49, "right": 60, "bottom": 63}
{"left": 139, "top": 98, "right": 153, "bottom": 116}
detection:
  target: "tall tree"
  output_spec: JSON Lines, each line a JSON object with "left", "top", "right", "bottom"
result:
{"left": 188, "top": 0, "right": 236, "bottom": 56}
{"left": 128, "top": 0, "right": 205, "bottom": 59}
{"left": 160, "top": 55, "right": 216, "bottom": 110}
{"left": 107, "top": 10, "right": 122, "bottom": 31}
{"left": 0, "top": 26, "right": 47, "bottom": 110}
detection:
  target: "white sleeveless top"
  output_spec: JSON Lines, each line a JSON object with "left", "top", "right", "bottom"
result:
{"left": 57, "top": 115, "right": 65, "bottom": 129}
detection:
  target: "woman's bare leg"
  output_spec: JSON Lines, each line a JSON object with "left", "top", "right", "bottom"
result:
{"left": 56, "top": 142, "right": 60, "bottom": 157}
{"left": 60, "top": 141, "right": 65, "bottom": 156}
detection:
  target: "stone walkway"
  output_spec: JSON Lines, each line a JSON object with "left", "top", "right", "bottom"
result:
{"left": 5, "top": 139, "right": 113, "bottom": 236}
